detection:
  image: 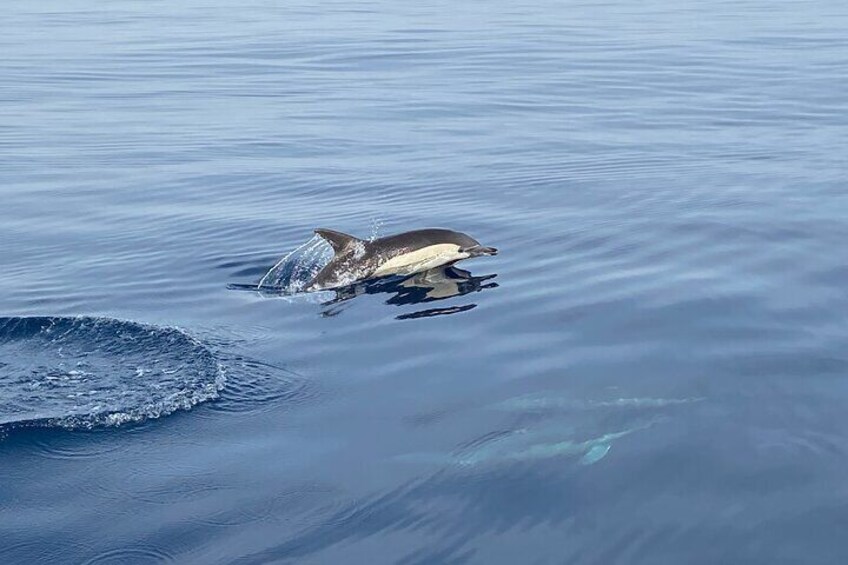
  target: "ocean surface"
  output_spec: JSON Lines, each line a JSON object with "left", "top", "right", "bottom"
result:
{"left": 2, "top": 1, "right": 848, "bottom": 563}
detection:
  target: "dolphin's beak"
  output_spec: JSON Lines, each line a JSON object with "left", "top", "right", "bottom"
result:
{"left": 465, "top": 245, "right": 498, "bottom": 257}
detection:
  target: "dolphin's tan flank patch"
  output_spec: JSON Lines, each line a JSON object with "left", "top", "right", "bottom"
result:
{"left": 372, "top": 244, "right": 466, "bottom": 277}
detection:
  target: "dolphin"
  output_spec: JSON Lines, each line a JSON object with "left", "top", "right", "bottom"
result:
{"left": 306, "top": 228, "right": 497, "bottom": 291}
{"left": 396, "top": 423, "right": 655, "bottom": 468}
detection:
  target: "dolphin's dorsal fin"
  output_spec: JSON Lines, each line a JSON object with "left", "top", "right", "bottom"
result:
{"left": 314, "top": 228, "right": 360, "bottom": 253}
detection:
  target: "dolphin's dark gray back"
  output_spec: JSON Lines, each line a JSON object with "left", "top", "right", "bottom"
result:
{"left": 370, "top": 229, "right": 480, "bottom": 257}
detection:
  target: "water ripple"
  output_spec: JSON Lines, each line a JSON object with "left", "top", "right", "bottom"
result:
{"left": 82, "top": 546, "right": 177, "bottom": 565}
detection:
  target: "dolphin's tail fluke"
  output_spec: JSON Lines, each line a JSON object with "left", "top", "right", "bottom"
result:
{"left": 314, "top": 228, "right": 361, "bottom": 253}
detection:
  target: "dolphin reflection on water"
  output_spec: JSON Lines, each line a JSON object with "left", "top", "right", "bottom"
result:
{"left": 229, "top": 265, "right": 498, "bottom": 320}
{"left": 320, "top": 266, "right": 498, "bottom": 318}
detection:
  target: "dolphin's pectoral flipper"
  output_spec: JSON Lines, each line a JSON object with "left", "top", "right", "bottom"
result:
{"left": 314, "top": 229, "right": 361, "bottom": 253}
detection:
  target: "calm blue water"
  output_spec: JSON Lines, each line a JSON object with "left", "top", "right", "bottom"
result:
{"left": 2, "top": 1, "right": 848, "bottom": 563}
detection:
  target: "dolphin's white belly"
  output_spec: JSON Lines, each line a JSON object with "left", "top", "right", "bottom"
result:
{"left": 372, "top": 244, "right": 468, "bottom": 277}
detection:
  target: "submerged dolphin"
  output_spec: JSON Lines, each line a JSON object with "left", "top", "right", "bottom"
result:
{"left": 306, "top": 228, "right": 497, "bottom": 291}
{"left": 396, "top": 423, "right": 655, "bottom": 468}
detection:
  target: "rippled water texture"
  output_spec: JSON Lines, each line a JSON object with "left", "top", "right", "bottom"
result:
{"left": 2, "top": 0, "right": 848, "bottom": 563}
{"left": 0, "top": 316, "right": 223, "bottom": 429}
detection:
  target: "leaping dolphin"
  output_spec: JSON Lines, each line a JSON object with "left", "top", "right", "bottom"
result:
{"left": 306, "top": 228, "right": 497, "bottom": 291}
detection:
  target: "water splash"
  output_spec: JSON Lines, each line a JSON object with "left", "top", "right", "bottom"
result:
{"left": 0, "top": 316, "right": 225, "bottom": 431}
{"left": 257, "top": 235, "right": 334, "bottom": 293}
{"left": 368, "top": 218, "right": 385, "bottom": 242}
{"left": 254, "top": 234, "right": 375, "bottom": 294}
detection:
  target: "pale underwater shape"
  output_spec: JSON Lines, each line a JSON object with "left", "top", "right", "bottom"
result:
{"left": 580, "top": 443, "right": 612, "bottom": 465}
{"left": 455, "top": 423, "right": 656, "bottom": 467}
{"left": 495, "top": 393, "right": 704, "bottom": 412}
{"left": 399, "top": 421, "right": 657, "bottom": 469}
{"left": 397, "top": 390, "right": 697, "bottom": 469}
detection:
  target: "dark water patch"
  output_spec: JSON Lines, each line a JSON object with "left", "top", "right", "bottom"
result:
{"left": 117, "top": 474, "right": 234, "bottom": 506}
{"left": 24, "top": 427, "right": 147, "bottom": 461}
{"left": 72, "top": 448, "right": 235, "bottom": 508}
{"left": 1, "top": 541, "right": 95, "bottom": 565}
{"left": 189, "top": 484, "right": 329, "bottom": 528}
{"left": 82, "top": 546, "right": 177, "bottom": 565}
{"left": 0, "top": 316, "right": 224, "bottom": 431}
{"left": 232, "top": 479, "right": 436, "bottom": 564}
{"left": 231, "top": 462, "right": 618, "bottom": 564}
